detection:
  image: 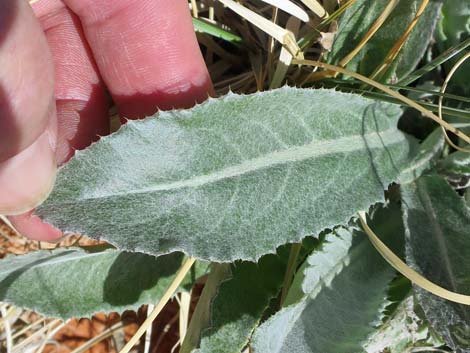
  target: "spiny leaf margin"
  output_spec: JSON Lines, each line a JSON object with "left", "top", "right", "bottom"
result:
{"left": 37, "top": 87, "right": 417, "bottom": 262}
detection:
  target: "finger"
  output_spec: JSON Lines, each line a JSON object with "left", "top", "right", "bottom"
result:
{"left": 9, "top": 0, "right": 111, "bottom": 242}
{"left": 0, "top": 0, "right": 57, "bottom": 215}
{"left": 0, "top": 128, "right": 56, "bottom": 215}
{"left": 8, "top": 210, "right": 62, "bottom": 242}
{"left": 33, "top": 0, "right": 110, "bottom": 165}
{"left": 63, "top": 0, "right": 213, "bottom": 118}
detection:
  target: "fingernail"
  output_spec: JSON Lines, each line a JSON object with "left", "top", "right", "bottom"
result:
{"left": 0, "top": 131, "right": 57, "bottom": 215}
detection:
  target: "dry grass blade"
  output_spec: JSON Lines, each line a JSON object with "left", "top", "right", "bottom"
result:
{"left": 118, "top": 257, "right": 196, "bottom": 353}
{"left": 299, "top": 0, "right": 328, "bottom": 19}
{"left": 178, "top": 292, "right": 191, "bottom": 343}
{"left": 369, "top": 0, "right": 430, "bottom": 81}
{"left": 143, "top": 304, "right": 155, "bottom": 353}
{"left": 69, "top": 322, "right": 125, "bottom": 353}
{"left": 216, "top": 0, "right": 301, "bottom": 57}
{"left": 0, "top": 216, "right": 20, "bottom": 237}
{"left": 266, "top": 6, "right": 280, "bottom": 83}
{"left": 153, "top": 312, "right": 179, "bottom": 353}
{"left": 11, "top": 318, "right": 46, "bottom": 341}
{"left": 358, "top": 212, "right": 470, "bottom": 305}
{"left": 338, "top": 0, "right": 399, "bottom": 68}
{"left": 1, "top": 305, "right": 13, "bottom": 353}
{"left": 190, "top": 0, "right": 199, "bottom": 17}
{"left": 307, "top": 0, "right": 398, "bottom": 81}
{"left": 298, "top": 0, "right": 355, "bottom": 52}
{"left": 258, "top": 0, "right": 309, "bottom": 22}
{"left": 12, "top": 319, "right": 62, "bottom": 352}
{"left": 438, "top": 52, "right": 470, "bottom": 153}
{"left": 270, "top": 16, "right": 301, "bottom": 89}
{"left": 34, "top": 320, "right": 67, "bottom": 353}
{"left": 293, "top": 58, "right": 470, "bottom": 145}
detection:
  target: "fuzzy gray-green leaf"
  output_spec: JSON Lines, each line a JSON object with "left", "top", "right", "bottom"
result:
{"left": 439, "top": 150, "right": 470, "bottom": 189}
{"left": 401, "top": 175, "right": 470, "bottom": 352}
{"left": 251, "top": 204, "right": 403, "bottom": 353}
{"left": 399, "top": 127, "right": 444, "bottom": 184}
{"left": 328, "top": 0, "right": 442, "bottom": 81}
{"left": 37, "top": 88, "right": 417, "bottom": 262}
{"left": 364, "top": 296, "right": 445, "bottom": 353}
{"left": 0, "top": 248, "right": 207, "bottom": 320}
{"left": 193, "top": 254, "right": 286, "bottom": 353}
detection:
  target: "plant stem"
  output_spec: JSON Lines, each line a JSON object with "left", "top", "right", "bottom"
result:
{"left": 280, "top": 243, "right": 302, "bottom": 306}
{"left": 118, "top": 257, "right": 196, "bottom": 353}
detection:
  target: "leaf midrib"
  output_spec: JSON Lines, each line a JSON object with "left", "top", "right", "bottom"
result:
{"left": 73, "top": 127, "right": 404, "bottom": 202}
{"left": 0, "top": 250, "right": 110, "bottom": 277}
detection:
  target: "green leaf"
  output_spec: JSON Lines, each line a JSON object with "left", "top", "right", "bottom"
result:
{"left": 189, "top": 254, "right": 286, "bottom": 353}
{"left": 397, "top": 38, "right": 470, "bottom": 87}
{"left": 328, "top": 0, "right": 442, "bottom": 81}
{"left": 440, "top": 150, "right": 470, "bottom": 176}
{"left": 0, "top": 247, "right": 207, "bottom": 320}
{"left": 192, "top": 18, "right": 242, "bottom": 43}
{"left": 399, "top": 127, "right": 444, "bottom": 184}
{"left": 401, "top": 175, "right": 470, "bottom": 352}
{"left": 435, "top": 0, "right": 470, "bottom": 95}
{"left": 437, "top": 0, "right": 470, "bottom": 47}
{"left": 439, "top": 150, "right": 470, "bottom": 189}
{"left": 251, "top": 204, "right": 403, "bottom": 353}
{"left": 181, "top": 263, "right": 233, "bottom": 353}
{"left": 364, "top": 296, "right": 445, "bottom": 353}
{"left": 37, "top": 88, "right": 417, "bottom": 262}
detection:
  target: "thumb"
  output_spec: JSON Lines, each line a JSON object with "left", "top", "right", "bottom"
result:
{"left": 0, "top": 0, "right": 57, "bottom": 215}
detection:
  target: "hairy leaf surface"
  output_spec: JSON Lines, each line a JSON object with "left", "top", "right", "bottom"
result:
{"left": 251, "top": 204, "right": 403, "bottom": 353}
{"left": 0, "top": 247, "right": 207, "bottom": 319}
{"left": 398, "top": 127, "right": 444, "bottom": 184}
{"left": 365, "top": 296, "right": 444, "bottom": 353}
{"left": 328, "top": 0, "right": 442, "bottom": 81}
{"left": 436, "top": 0, "right": 470, "bottom": 94}
{"left": 402, "top": 175, "right": 470, "bottom": 352}
{"left": 439, "top": 150, "right": 470, "bottom": 189}
{"left": 37, "top": 88, "right": 417, "bottom": 262}
{"left": 440, "top": 151, "right": 470, "bottom": 176}
{"left": 192, "top": 254, "right": 286, "bottom": 353}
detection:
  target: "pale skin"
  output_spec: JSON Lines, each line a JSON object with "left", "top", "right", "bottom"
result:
{"left": 0, "top": 0, "right": 213, "bottom": 241}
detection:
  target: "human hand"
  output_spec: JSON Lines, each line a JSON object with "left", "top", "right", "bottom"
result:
{"left": 0, "top": 0, "right": 213, "bottom": 241}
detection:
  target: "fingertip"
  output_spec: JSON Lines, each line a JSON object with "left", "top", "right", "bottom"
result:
{"left": 9, "top": 211, "right": 63, "bottom": 242}
{"left": 0, "top": 130, "right": 57, "bottom": 216}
